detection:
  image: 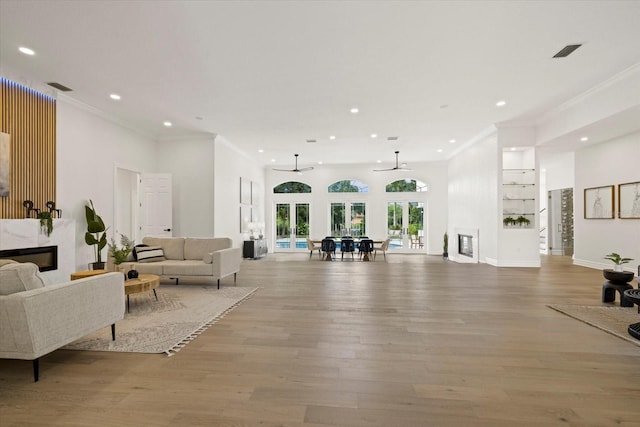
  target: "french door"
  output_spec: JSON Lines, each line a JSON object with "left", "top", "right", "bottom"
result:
{"left": 330, "top": 202, "right": 367, "bottom": 237}
{"left": 386, "top": 201, "right": 424, "bottom": 251}
{"left": 275, "top": 202, "right": 310, "bottom": 251}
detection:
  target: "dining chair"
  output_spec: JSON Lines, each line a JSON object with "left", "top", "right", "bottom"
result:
{"left": 306, "top": 238, "right": 321, "bottom": 259}
{"left": 373, "top": 238, "right": 390, "bottom": 261}
{"left": 341, "top": 238, "right": 355, "bottom": 260}
{"left": 321, "top": 237, "right": 336, "bottom": 261}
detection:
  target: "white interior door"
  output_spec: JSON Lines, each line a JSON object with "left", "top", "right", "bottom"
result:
{"left": 140, "top": 173, "right": 173, "bottom": 237}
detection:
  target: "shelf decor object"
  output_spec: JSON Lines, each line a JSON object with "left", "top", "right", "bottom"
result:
{"left": 584, "top": 185, "right": 614, "bottom": 219}
{"left": 618, "top": 181, "right": 640, "bottom": 219}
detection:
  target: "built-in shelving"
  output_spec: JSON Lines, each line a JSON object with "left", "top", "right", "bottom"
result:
{"left": 502, "top": 168, "right": 535, "bottom": 228}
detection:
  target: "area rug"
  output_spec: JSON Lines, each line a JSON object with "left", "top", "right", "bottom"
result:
{"left": 64, "top": 285, "right": 258, "bottom": 355}
{"left": 548, "top": 304, "right": 640, "bottom": 348}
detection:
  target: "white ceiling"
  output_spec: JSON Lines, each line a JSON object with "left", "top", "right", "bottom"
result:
{"left": 2, "top": 0, "right": 640, "bottom": 168}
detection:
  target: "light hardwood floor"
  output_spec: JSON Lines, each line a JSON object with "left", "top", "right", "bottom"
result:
{"left": 1, "top": 254, "right": 639, "bottom": 426}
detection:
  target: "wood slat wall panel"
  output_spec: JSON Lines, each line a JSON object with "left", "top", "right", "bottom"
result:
{"left": 0, "top": 77, "right": 56, "bottom": 219}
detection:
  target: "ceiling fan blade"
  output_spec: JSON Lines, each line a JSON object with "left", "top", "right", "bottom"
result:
{"left": 297, "top": 166, "right": 314, "bottom": 172}
{"left": 272, "top": 154, "right": 314, "bottom": 172}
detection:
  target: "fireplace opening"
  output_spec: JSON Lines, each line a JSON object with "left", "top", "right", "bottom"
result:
{"left": 458, "top": 234, "right": 473, "bottom": 258}
{"left": 0, "top": 246, "right": 58, "bottom": 272}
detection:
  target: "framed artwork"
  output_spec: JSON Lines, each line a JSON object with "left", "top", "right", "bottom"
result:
{"left": 240, "top": 205, "right": 251, "bottom": 232}
{"left": 0, "top": 133, "right": 10, "bottom": 197}
{"left": 584, "top": 185, "right": 614, "bottom": 219}
{"left": 240, "top": 177, "right": 251, "bottom": 205}
{"left": 618, "top": 181, "right": 640, "bottom": 219}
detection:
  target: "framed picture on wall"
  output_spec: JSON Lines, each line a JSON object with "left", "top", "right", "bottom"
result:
{"left": 240, "top": 205, "right": 251, "bottom": 233}
{"left": 618, "top": 181, "right": 640, "bottom": 219}
{"left": 240, "top": 177, "right": 251, "bottom": 205}
{"left": 584, "top": 185, "right": 614, "bottom": 219}
{"left": 0, "top": 133, "right": 10, "bottom": 197}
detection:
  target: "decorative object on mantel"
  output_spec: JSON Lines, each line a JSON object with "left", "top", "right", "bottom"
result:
{"left": 108, "top": 233, "right": 135, "bottom": 273}
{"left": 443, "top": 232, "right": 448, "bottom": 259}
{"left": 46, "top": 200, "right": 62, "bottom": 218}
{"left": 604, "top": 252, "right": 633, "bottom": 273}
{"left": 84, "top": 199, "right": 108, "bottom": 270}
{"left": 23, "top": 200, "right": 39, "bottom": 218}
{"left": 37, "top": 211, "right": 53, "bottom": 236}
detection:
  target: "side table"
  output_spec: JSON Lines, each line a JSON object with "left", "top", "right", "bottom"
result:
{"left": 601, "top": 269, "right": 634, "bottom": 307}
{"left": 623, "top": 289, "right": 640, "bottom": 340}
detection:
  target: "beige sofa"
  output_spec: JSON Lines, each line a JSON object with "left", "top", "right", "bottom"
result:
{"left": 119, "top": 237, "right": 241, "bottom": 289}
{"left": 0, "top": 260, "right": 125, "bottom": 381}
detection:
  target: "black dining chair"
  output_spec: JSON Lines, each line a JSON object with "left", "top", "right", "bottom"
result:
{"left": 341, "top": 238, "right": 355, "bottom": 260}
{"left": 321, "top": 237, "right": 336, "bottom": 261}
{"left": 359, "top": 239, "right": 374, "bottom": 261}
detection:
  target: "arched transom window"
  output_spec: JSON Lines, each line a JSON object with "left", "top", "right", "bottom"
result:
{"left": 273, "top": 181, "right": 311, "bottom": 193}
{"left": 328, "top": 180, "right": 369, "bottom": 193}
{"left": 385, "top": 179, "right": 427, "bottom": 192}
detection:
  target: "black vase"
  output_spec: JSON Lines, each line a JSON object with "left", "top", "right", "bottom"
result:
{"left": 127, "top": 269, "right": 139, "bottom": 280}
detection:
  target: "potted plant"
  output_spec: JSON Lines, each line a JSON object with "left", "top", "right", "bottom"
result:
{"left": 516, "top": 215, "right": 531, "bottom": 227}
{"left": 443, "top": 231, "right": 449, "bottom": 259}
{"left": 37, "top": 211, "right": 53, "bottom": 236}
{"left": 503, "top": 216, "right": 515, "bottom": 227}
{"left": 108, "top": 234, "right": 134, "bottom": 272}
{"left": 85, "top": 200, "right": 108, "bottom": 270}
{"left": 604, "top": 252, "right": 633, "bottom": 273}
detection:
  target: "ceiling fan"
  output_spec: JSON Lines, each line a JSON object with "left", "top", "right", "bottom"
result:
{"left": 373, "top": 151, "right": 414, "bottom": 171}
{"left": 272, "top": 154, "right": 314, "bottom": 173}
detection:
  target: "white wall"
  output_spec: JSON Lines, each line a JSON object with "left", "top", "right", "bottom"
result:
{"left": 213, "top": 136, "right": 265, "bottom": 248}
{"left": 156, "top": 135, "right": 216, "bottom": 238}
{"left": 447, "top": 134, "right": 498, "bottom": 263}
{"left": 56, "top": 97, "right": 158, "bottom": 271}
{"left": 574, "top": 132, "right": 640, "bottom": 272}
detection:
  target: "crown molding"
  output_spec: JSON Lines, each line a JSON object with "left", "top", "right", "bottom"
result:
{"left": 536, "top": 62, "right": 640, "bottom": 126}
{"left": 57, "top": 93, "right": 157, "bottom": 140}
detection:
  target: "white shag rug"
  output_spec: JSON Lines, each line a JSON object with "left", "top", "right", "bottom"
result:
{"left": 64, "top": 285, "right": 258, "bottom": 356}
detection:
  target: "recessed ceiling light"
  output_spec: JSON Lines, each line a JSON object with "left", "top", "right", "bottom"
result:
{"left": 437, "top": 149, "right": 443, "bottom": 153}
{"left": 18, "top": 46, "right": 35, "bottom": 55}
{"left": 318, "top": 161, "right": 323, "bottom": 165}
{"left": 258, "top": 149, "right": 264, "bottom": 153}
{"left": 510, "top": 147, "right": 517, "bottom": 151}
{"left": 370, "top": 133, "right": 377, "bottom": 139}
{"left": 109, "top": 94, "right": 121, "bottom": 100}
{"left": 376, "top": 160, "right": 382, "bottom": 163}
{"left": 271, "top": 158, "right": 276, "bottom": 162}
{"left": 496, "top": 100, "right": 507, "bottom": 107}
{"left": 580, "top": 136, "right": 589, "bottom": 142}
{"left": 163, "top": 121, "right": 172, "bottom": 127}
{"left": 329, "top": 135, "right": 336, "bottom": 140}
{"left": 449, "top": 139, "right": 456, "bottom": 144}
{"left": 350, "top": 107, "right": 359, "bottom": 114}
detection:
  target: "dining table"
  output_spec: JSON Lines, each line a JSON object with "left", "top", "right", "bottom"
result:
{"left": 312, "top": 238, "right": 383, "bottom": 261}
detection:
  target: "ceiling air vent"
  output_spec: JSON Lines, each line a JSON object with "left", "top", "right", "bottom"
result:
{"left": 553, "top": 44, "right": 582, "bottom": 58}
{"left": 306, "top": 139, "right": 317, "bottom": 143}
{"left": 387, "top": 136, "right": 399, "bottom": 141}
{"left": 47, "top": 82, "right": 73, "bottom": 92}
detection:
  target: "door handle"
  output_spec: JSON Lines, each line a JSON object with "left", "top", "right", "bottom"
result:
{"left": 164, "top": 228, "right": 171, "bottom": 232}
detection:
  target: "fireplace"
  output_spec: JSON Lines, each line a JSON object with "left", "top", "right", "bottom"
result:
{"left": 0, "top": 245, "right": 58, "bottom": 272}
{"left": 458, "top": 234, "right": 473, "bottom": 258}
{"left": 453, "top": 228, "right": 479, "bottom": 263}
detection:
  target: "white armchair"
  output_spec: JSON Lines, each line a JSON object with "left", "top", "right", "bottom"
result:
{"left": 0, "top": 262, "right": 125, "bottom": 381}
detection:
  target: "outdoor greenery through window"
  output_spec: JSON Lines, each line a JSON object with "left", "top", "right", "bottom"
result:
{"left": 385, "top": 179, "right": 427, "bottom": 192}
{"left": 328, "top": 180, "right": 369, "bottom": 193}
{"left": 273, "top": 181, "right": 311, "bottom": 193}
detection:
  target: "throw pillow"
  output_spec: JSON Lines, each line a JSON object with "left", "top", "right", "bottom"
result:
{"left": 132, "top": 244, "right": 149, "bottom": 261}
{"left": 135, "top": 246, "right": 166, "bottom": 263}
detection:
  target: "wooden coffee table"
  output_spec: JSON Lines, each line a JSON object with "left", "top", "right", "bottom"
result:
{"left": 124, "top": 274, "right": 160, "bottom": 312}
{"left": 70, "top": 269, "right": 109, "bottom": 280}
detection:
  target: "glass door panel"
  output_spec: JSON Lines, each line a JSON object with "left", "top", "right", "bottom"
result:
{"left": 276, "top": 203, "right": 291, "bottom": 249}
{"left": 331, "top": 203, "right": 346, "bottom": 237}
{"left": 295, "top": 203, "right": 310, "bottom": 249}
{"left": 350, "top": 202, "right": 366, "bottom": 237}
{"left": 275, "top": 202, "right": 310, "bottom": 251}
{"left": 387, "top": 202, "right": 404, "bottom": 249}
{"left": 408, "top": 202, "right": 424, "bottom": 249}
